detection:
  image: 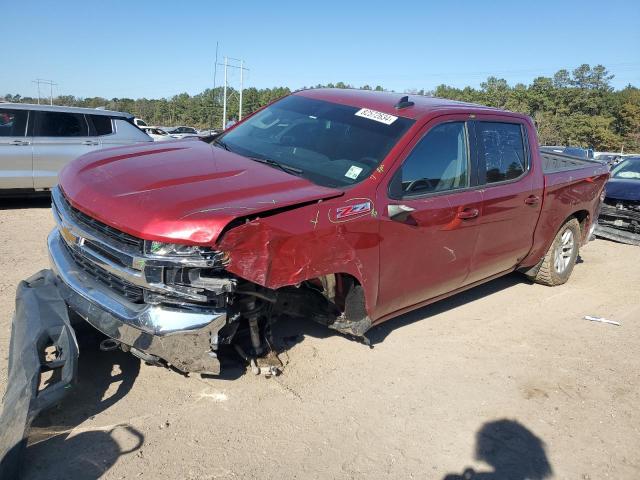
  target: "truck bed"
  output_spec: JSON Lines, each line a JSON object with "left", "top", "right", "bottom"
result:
{"left": 540, "top": 150, "right": 602, "bottom": 173}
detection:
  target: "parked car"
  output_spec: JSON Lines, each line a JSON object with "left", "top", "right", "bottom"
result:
{"left": 0, "top": 103, "right": 152, "bottom": 194}
{"left": 140, "top": 126, "right": 173, "bottom": 141}
{"left": 541, "top": 145, "right": 595, "bottom": 160}
{"left": 133, "top": 117, "right": 148, "bottom": 127}
{"left": 47, "top": 89, "right": 608, "bottom": 375}
{"left": 165, "top": 126, "right": 200, "bottom": 139}
{"left": 595, "top": 156, "right": 640, "bottom": 245}
{"left": 197, "top": 128, "right": 220, "bottom": 137}
{"left": 594, "top": 151, "right": 625, "bottom": 168}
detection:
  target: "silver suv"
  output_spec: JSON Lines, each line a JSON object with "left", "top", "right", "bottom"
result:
{"left": 0, "top": 103, "right": 153, "bottom": 194}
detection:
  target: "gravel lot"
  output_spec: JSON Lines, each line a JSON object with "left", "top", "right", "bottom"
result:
{"left": 1, "top": 197, "right": 639, "bottom": 479}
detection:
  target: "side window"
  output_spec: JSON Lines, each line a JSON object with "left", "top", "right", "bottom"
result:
{"left": 112, "top": 118, "right": 154, "bottom": 141}
{"left": 477, "top": 122, "right": 527, "bottom": 184}
{"left": 398, "top": 122, "right": 469, "bottom": 196}
{"left": 0, "top": 109, "right": 28, "bottom": 137}
{"left": 35, "top": 111, "right": 88, "bottom": 137}
{"left": 90, "top": 115, "right": 114, "bottom": 136}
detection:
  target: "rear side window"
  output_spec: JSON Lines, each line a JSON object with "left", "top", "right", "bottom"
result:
{"left": 36, "top": 111, "right": 88, "bottom": 137}
{"left": 112, "top": 118, "right": 155, "bottom": 141}
{"left": 397, "top": 122, "right": 469, "bottom": 196}
{"left": 90, "top": 115, "right": 114, "bottom": 136}
{"left": 0, "top": 109, "right": 28, "bottom": 137}
{"left": 477, "top": 122, "right": 527, "bottom": 184}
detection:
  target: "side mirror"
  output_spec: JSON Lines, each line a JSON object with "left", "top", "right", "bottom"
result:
{"left": 387, "top": 204, "right": 415, "bottom": 222}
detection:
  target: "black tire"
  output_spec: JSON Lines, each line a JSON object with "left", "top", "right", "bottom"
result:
{"left": 528, "top": 218, "right": 581, "bottom": 286}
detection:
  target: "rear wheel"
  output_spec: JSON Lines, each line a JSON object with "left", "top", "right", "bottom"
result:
{"left": 529, "top": 218, "right": 581, "bottom": 286}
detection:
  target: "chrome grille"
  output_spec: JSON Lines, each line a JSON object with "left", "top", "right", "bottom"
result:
{"left": 64, "top": 242, "right": 144, "bottom": 303}
{"left": 58, "top": 191, "right": 144, "bottom": 251}
{"left": 52, "top": 186, "right": 222, "bottom": 307}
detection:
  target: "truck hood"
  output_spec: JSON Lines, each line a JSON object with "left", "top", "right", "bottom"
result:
{"left": 604, "top": 178, "right": 640, "bottom": 202}
{"left": 59, "top": 140, "right": 343, "bottom": 244}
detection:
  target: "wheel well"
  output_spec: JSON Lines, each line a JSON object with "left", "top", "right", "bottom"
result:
{"left": 570, "top": 210, "right": 590, "bottom": 238}
{"left": 313, "top": 273, "right": 362, "bottom": 311}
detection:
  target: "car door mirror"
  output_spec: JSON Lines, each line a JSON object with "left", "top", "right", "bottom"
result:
{"left": 387, "top": 204, "right": 415, "bottom": 222}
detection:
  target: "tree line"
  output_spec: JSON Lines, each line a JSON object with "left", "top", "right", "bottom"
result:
{"left": 4, "top": 64, "right": 639, "bottom": 152}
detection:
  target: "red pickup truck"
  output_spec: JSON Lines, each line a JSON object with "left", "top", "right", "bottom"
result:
{"left": 48, "top": 89, "right": 609, "bottom": 374}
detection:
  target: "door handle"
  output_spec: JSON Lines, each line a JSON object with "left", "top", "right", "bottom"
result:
{"left": 388, "top": 204, "right": 415, "bottom": 222}
{"left": 457, "top": 208, "right": 479, "bottom": 220}
{"left": 524, "top": 195, "right": 540, "bottom": 205}
{"left": 82, "top": 140, "right": 99, "bottom": 146}
{"left": 11, "top": 139, "right": 30, "bottom": 146}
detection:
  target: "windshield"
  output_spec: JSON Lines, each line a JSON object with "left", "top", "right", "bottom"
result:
{"left": 218, "top": 95, "right": 414, "bottom": 188}
{"left": 611, "top": 158, "right": 640, "bottom": 180}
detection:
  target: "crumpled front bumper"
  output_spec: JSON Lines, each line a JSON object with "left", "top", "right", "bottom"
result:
{"left": 48, "top": 229, "right": 228, "bottom": 374}
{"left": 0, "top": 270, "right": 78, "bottom": 479}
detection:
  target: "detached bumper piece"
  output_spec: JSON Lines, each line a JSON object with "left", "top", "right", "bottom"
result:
{"left": 0, "top": 270, "right": 78, "bottom": 479}
{"left": 594, "top": 224, "right": 640, "bottom": 246}
{"left": 596, "top": 200, "right": 640, "bottom": 246}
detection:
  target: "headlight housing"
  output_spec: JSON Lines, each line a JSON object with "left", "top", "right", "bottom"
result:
{"left": 146, "top": 241, "right": 207, "bottom": 257}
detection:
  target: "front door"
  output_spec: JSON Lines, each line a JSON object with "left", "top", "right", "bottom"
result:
{"left": 32, "top": 111, "right": 100, "bottom": 189}
{"left": 0, "top": 108, "right": 33, "bottom": 189}
{"left": 376, "top": 118, "right": 482, "bottom": 320}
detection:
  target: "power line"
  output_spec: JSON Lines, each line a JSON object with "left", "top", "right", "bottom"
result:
{"left": 32, "top": 79, "right": 57, "bottom": 105}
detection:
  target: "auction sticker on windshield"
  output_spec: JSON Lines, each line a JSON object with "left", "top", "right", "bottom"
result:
{"left": 345, "top": 165, "right": 363, "bottom": 180}
{"left": 355, "top": 108, "right": 398, "bottom": 125}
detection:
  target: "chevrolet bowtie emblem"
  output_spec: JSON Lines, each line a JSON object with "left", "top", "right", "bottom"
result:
{"left": 60, "top": 225, "right": 84, "bottom": 246}
{"left": 60, "top": 225, "right": 77, "bottom": 244}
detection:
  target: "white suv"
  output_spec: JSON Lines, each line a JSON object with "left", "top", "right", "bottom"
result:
{"left": 0, "top": 103, "right": 153, "bottom": 194}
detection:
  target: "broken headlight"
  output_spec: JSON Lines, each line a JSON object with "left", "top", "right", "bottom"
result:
{"left": 144, "top": 241, "right": 230, "bottom": 268}
{"left": 146, "top": 241, "right": 207, "bottom": 257}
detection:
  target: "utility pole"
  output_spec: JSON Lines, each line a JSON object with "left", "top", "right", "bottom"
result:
{"left": 222, "top": 56, "right": 228, "bottom": 130}
{"left": 239, "top": 59, "right": 244, "bottom": 120}
{"left": 215, "top": 56, "right": 249, "bottom": 129}
{"left": 32, "top": 79, "right": 57, "bottom": 105}
{"left": 212, "top": 42, "right": 218, "bottom": 129}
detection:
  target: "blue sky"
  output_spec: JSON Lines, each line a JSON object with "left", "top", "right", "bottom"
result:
{"left": 2, "top": 0, "right": 639, "bottom": 99}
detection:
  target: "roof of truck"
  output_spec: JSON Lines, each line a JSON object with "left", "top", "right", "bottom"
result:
{"left": 295, "top": 88, "right": 514, "bottom": 121}
{"left": 0, "top": 103, "right": 132, "bottom": 117}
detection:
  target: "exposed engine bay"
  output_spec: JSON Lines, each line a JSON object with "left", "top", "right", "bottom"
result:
{"left": 204, "top": 274, "right": 370, "bottom": 376}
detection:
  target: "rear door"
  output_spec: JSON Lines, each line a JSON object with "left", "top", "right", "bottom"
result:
{"left": 87, "top": 114, "right": 115, "bottom": 147}
{"left": 376, "top": 117, "right": 483, "bottom": 319}
{"left": 465, "top": 118, "right": 543, "bottom": 285}
{"left": 32, "top": 111, "right": 100, "bottom": 189}
{"left": 0, "top": 108, "right": 33, "bottom": 189}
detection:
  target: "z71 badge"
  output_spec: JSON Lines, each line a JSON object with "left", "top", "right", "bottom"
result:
{"left": 335, "top": 201, "right": 372, "bottom": 219}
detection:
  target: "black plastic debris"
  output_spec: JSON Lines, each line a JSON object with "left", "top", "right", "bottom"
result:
{"left": 0, "top": 270, "right": 78, "bottom": 479}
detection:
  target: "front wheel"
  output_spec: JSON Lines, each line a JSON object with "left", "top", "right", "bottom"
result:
{"left": 528, "top": 218, "right": 581, "bottom": 286}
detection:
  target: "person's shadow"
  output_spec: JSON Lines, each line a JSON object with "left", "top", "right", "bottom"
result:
{"left": 21, "top": 322, "right": 143, "bottom": 480}
{"left": 443, "top": 419, "right": 553, "bottom": 480}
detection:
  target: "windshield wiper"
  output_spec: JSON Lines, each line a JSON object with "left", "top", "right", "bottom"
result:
{"left": 213, "top": 138, "right": 232, "bottom": 151}
{"left": 249, "top": 156, "right": 304, "bottom": 176}
{"left": 214, "top": 140, "right": 303, "bottom": 176}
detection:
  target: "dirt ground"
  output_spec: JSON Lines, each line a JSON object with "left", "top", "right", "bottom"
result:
{"left": 1, "top": 196, "right": 639, "bottom": 480}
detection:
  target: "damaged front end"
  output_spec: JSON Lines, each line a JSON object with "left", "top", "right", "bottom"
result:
{"left": 596, "top": 198, "right": 640, "bottom": 246}
{"left": 48, "top": 187, "right": 369, "bottom": 376}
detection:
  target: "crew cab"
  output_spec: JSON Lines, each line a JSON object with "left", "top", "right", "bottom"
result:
{"left": 47, "top": 89, "right": 609, "bottom": 375}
